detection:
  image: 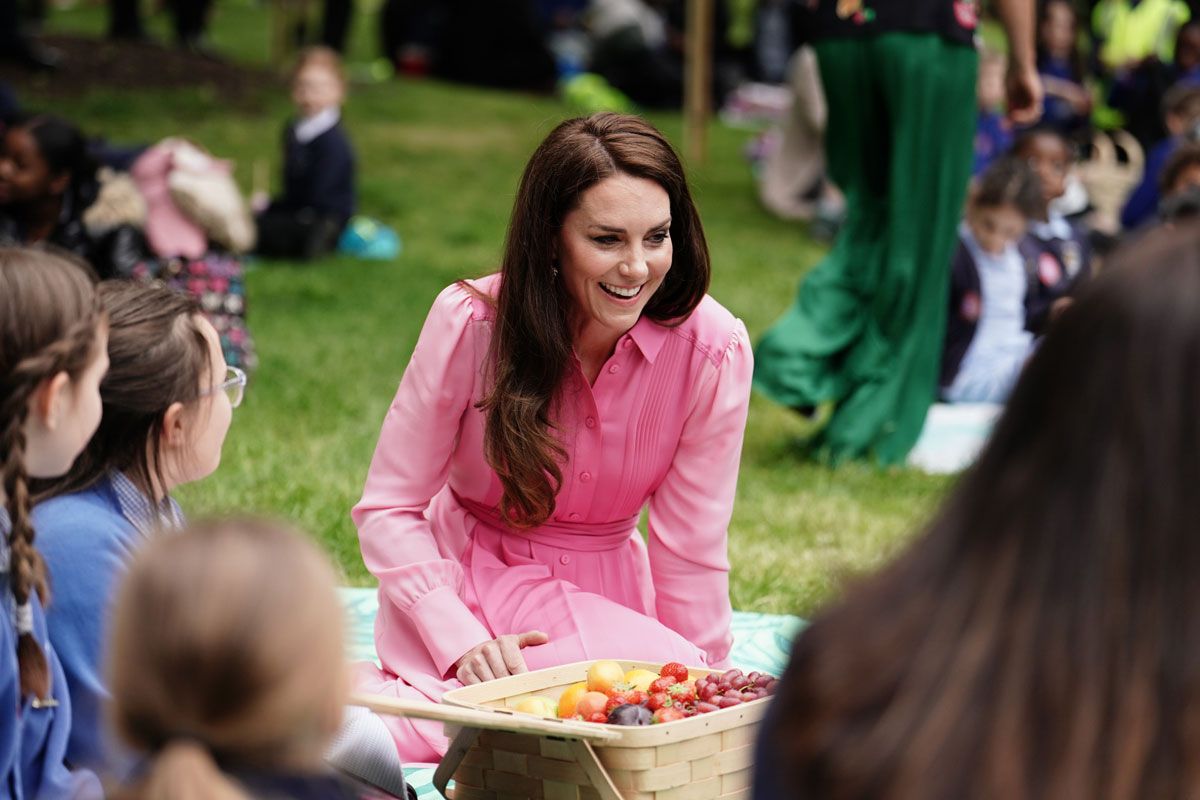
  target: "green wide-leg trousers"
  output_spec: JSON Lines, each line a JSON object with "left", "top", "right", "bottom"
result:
{"left": 754, "top": 33, "right": 978, "bottom": 464}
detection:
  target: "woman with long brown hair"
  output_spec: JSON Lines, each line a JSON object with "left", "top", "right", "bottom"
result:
{"left": 755, "top": 226, "right": 1200, "bottom": 799}
{"left": 353, "top": 112, "right": 753, "bottom": 761}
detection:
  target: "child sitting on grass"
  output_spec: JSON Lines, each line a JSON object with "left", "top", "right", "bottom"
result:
{"left": 33, "top": 280, "right": 240, "bottom": 779}
{"left": 107, "top": 518, "right": 370, "bottom": 800}
{"left": 0, "top": 247, "right": 106, "bottom": 798}
{"left": 941, "top": 159, "right": 1044, "bottom": 404}
{"left": 1037, "top": 0, "right": 1092, "bottom": 135}
{"left": 1122, "top": 83, "right": 1200, "bottom": 229}
{"left": 255, "top": 46, "right": 357, "bottom": 261}
{"left": 1013, "top": 127, "right": 1093, "bottom": 334}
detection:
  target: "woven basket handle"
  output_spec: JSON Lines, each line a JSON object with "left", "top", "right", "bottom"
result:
{"left": 433, "top": 725, "right": 481, "bottom": 798}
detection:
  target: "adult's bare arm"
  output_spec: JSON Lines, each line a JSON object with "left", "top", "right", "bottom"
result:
{"left": 993, "top": 0, "right": 1043, "bottom": 125}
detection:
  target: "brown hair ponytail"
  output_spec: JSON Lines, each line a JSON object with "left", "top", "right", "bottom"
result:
{"left": 0, "top": 247, "right": 101, "bottom": 700}
{"left": 481, "top": 113, "right": 710, "bottom": 528}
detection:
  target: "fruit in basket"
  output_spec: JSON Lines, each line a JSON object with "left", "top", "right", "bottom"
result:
{"left": 660, "top": 662, "right": 690, "bottom": 683}
{"left": 608, "top": 704, "right": 653, "bottom": 726}
{"left": 648, "top": 676, "right": 677, "bottom": 694}
{"left": 587, "top": 660, "right": 626, "bottom": 693}
{"left": 652, "top": 707, "right": 686, "bottom": 724}
{"left": 575, "top": 691, "right": 609, "bottom": 719}
{"left": 686, "top": 669, "right": 783, "bottom": 715}
{"left": 668, "top": 681, "right": 696, "bottom": 705}
{"left": 557, "top": 681, "right": 590, "bottom": 719}
{"left": 586, "top": 711, "right": 608, "bottom": 723}
{"left": 604, "top": 692, "right": 632, "bottom": 714}
{"left": 625, "top": 689, "right": 649, "bottom": 707}
{"left": 623, "top": 668, "right": 660, "bottom": 692}
{"left": 647, "top": 691, "right": 672, "bottom": 711}
{"left": 514, "top": 696, "right": 558, "bottom": 717}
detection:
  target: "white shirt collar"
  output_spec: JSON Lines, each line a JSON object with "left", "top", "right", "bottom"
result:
{"left": 1028, "top": 212, "right": 1074, "bottom": 242}
{"left": 294, "top": 107, "right": 340, "bottom": 145}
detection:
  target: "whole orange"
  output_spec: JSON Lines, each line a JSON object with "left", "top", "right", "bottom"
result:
{"left": 557, "top": 681, "right": 590, "bottom": 719}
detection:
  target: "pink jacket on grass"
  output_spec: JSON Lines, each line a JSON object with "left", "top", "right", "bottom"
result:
{"left": 130, "top": 142, "right": 209, "bottom": 259}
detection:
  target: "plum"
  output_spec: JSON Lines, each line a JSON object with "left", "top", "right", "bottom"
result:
{"left": 608, "top": 704, "right": 653, "bottom": 726}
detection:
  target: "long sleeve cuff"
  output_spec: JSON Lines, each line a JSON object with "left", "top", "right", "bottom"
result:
{"left": 408, "top": 586, "right": 493, "bottom": 678}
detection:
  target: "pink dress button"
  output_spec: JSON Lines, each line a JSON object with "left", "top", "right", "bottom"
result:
{"left": 585, "top": 417, "right": 596, "bottom": 428}
{"left": 622, "top": 338, "right": 633, "bottom": 349}
{"left": 580, "top": 472, "right": 591, "bottom": 483}
{"left": 608, "top": 364, "right": 620, "bottom": 374}
{"left": 559, "top": 554, "right": 571, "bottom": 565}
{"left": 568, "top": 512, "right": 581, "bottom": 521}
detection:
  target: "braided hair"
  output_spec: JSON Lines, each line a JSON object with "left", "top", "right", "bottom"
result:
{"left": 0, "top": 247, "right": 101, "bottom": 700}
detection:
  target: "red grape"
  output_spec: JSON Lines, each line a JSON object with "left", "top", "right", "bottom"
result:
{"left": 695, "top": 701, "right": 720, "bottom": 714}
{"left": 717, "top": 695, "right": 743, "bottom": 708}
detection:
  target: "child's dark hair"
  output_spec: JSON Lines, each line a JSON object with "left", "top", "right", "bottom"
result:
{"left": 1012, "top": 124, "right": 1075, "bottom": 160}
{"left": 1159, "top": 141, "right": 1200, "bottom": 194}
{"left": 1163, "top": 84, "right": 1200, "bottom": 135}
{"left": 972, "top": 158, "right": 1044, "bottom": 218}
{"left": 0, "top": 247, "right": 102, "bottom": 700}
{"left": 7, "top": 113, "right": 98, "bottom": 213}
{"left": 35, "top": 281, "right": 211, "bottom": 504}
{"left": 1037, "top": 0, "right": 1085, "bottom": 81}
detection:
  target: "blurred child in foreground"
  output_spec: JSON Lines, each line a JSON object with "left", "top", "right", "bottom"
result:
{"left": 756, "top": 222, "right": 1200, "bottom": 800}
{"left": 107, "top": 518, "right": 383, "bottom": 799}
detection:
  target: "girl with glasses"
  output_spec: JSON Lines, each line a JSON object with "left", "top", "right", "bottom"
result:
{"left": 31, "top": 280, "right": 241, "bottom": 781}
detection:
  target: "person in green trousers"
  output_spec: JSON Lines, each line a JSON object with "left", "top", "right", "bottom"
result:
{"left": 754, "top": 0, "right": 1042, "bottom": 464}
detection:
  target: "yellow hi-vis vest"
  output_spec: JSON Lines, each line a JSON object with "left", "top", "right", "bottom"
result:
{"left": 1093, "top": 0, "right": 1191, "bottom": 68}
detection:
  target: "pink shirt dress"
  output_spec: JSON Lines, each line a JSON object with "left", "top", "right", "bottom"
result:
{"left": 353, "top": 274, "right": 753, "bottom": 762}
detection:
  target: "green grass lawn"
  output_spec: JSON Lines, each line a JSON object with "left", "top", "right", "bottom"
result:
{"left": 17, "top": 1, "right": 954, "bottom": 616}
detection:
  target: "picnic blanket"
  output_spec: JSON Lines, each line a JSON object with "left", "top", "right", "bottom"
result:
{"left": 338, "top": 588, "right": 804, "bottom": 799}
{"left": 907, "top": 402, "right": 1002, "bottom": 474}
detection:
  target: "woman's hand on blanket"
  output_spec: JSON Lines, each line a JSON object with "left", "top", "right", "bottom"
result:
{"left": 454, "top": 630, "right": 550, "bottom": 685}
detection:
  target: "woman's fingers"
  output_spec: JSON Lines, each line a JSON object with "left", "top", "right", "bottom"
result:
{"left": 517, "top": 630, "right": 550, "bottom": 648}
{"left": 482, "top": 643, "right": 509, "bottom": 679}
{"left": 454, "top": 631, "right": 551, "bottom": 685}
{"left": 499, "top": 635, "right": 528, "bottom": 675}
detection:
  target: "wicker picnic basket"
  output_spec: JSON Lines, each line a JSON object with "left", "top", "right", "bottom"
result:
{"left": 354, "top": 659, "right": 767, "bottom": 800}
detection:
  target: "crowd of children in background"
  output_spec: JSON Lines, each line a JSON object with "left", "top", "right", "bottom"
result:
{"left": 0, "top": 45, "right": 363, "bottom": 374}
{"left": 951, "top": 0, "right": 1200, "bottom": 405}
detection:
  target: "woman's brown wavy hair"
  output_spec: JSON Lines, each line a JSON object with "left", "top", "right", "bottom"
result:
{"left": 479, "top": 112, "right": 710, "bottom": 529}
{"left": 764, "top": 226, "right": 1200, "bottom": 799}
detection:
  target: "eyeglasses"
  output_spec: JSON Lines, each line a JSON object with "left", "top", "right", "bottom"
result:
{"left": 202, "top": 365, "right": 247, "bottom": 409}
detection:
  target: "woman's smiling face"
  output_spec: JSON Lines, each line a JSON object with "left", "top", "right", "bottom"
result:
{"left": 558, "top": 172, "right": 673, "bottom": 344}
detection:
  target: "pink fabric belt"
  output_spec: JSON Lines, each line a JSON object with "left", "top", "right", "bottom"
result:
{"left": 454, "top": 492, "right": 639, "bottom": 553}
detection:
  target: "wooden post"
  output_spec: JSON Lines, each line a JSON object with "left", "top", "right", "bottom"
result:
{"left": 684, "top": 0, "right": 715, "bottom": 164}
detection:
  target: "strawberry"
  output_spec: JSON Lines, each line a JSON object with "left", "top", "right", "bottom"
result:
{"left": 667, "top": 682, "right": 696, "bottom": 705}
{"left": 652, "top": 707, "right": 685, "bottom": 724}
{"left": 604, "top": 694, "right": 631, "bottom": 714}
{"left": 605, "top": 682, "right": 633, "bottom": 698}
{"left": 649, "top": 676, "right": 677, "bottom": 694}
{"left": 647, "top": 692, "right": 672, "bottom": 711}
{"left": 660, "top": 662, "right": 690, "bottom": 683}
{"left": 626, "top": 690, "right": 649, "bottom": 707}
{"left": 586, "top": 711, "right": 608, "bottom": 724}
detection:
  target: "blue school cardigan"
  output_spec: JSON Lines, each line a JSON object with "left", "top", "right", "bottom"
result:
{"left": 0, "top": 510, "right": 101, "bottom": 799}
{"left": 34, "top": 473, "right": 183, "bottom": 779}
